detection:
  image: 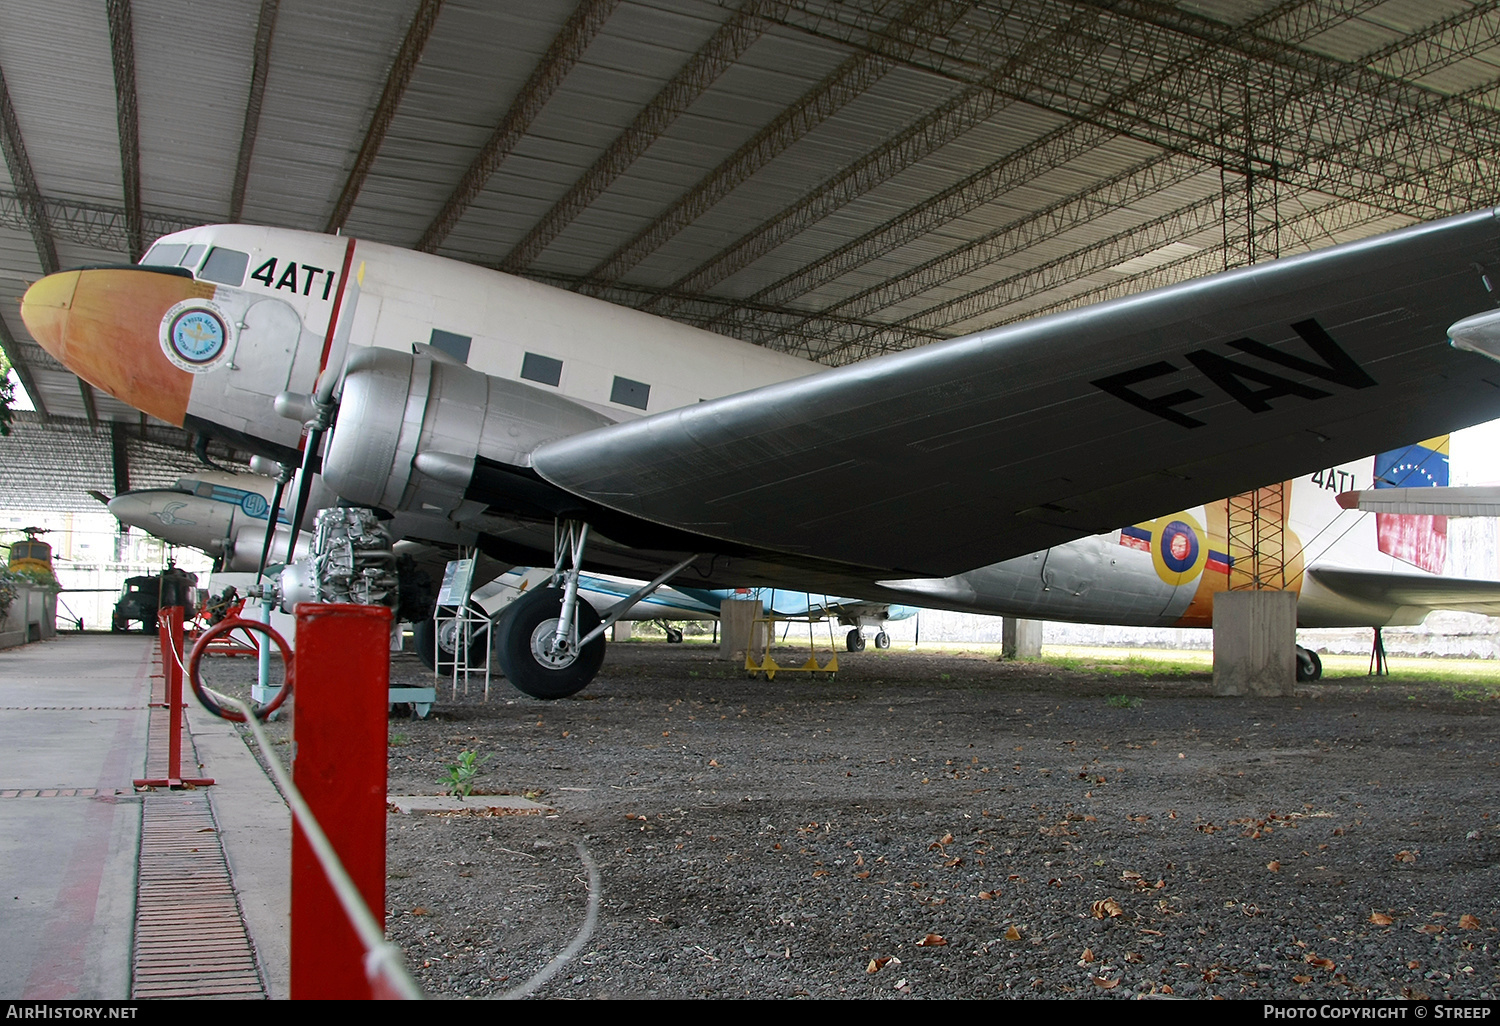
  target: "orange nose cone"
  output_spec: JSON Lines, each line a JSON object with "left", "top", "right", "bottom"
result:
{"left": 21, "top": 268, "right": 213, "bottom": 426}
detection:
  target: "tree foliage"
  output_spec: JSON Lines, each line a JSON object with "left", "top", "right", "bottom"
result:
{"left": 0, "top": 352, "right": 14, "bottom": 437}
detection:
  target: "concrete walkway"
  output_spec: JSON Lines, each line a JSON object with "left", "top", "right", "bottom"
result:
{"left": 0, "top": 634, "right": 290, "bottom": 999}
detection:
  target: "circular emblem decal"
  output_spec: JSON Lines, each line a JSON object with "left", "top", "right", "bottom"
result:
{"left": 239, "top": 492, "right": 269, "bottom": 519}
{"left": 1149, "top": 512, "right": 1208, "bottom": 585}
{"left": 159, "top": 300, "right": 234, "bottom": 372}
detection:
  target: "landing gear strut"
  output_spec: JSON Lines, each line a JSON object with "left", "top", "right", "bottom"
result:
{"left": 491, "top": 520, "right": 700, "bottom": 699}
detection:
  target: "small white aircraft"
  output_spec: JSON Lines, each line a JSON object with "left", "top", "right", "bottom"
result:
{"left": 22, "top": 210, "right": 1500, "bottom": 696}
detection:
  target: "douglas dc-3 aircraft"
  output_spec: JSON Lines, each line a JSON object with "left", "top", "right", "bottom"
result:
{"left": 22, "top": 209, "right": 1500, "bottom": 697}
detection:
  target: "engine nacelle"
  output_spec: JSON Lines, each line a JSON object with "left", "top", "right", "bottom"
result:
{"left": 320, "top": 347, "right": 614, "bottom": 517}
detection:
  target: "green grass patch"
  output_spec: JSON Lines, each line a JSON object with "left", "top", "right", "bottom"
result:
{"left": 1040, "top": 648, "right": 1208, "bottom": 677}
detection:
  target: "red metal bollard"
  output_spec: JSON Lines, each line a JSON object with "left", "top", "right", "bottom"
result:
{"left": 290, "top": 603, "right": 392, "bottom": 1000}
{"left": 135, "top": 605, "right": 213, "bottom": 789}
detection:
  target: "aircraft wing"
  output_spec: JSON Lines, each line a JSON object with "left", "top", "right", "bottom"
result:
{"left": 533, "top": 209, "right": 1500, "bottom": 579}
{"left": 1309, "top": 567, "right": 1500, "bottom": 618}
{"left": 1338, "top": 486, "right": 1500, "bottom": 517}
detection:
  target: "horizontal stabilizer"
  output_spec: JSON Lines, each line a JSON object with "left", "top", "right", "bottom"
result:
{"left": 1337, "top": 486, "right": 1500, "bottom": 517}
{"left": 1309, "top": 566, "right": 1500, "bottom": 616}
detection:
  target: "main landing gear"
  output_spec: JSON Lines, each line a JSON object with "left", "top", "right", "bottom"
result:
{"left": 414, "top": 601, "right": 488, "bottom": 673}
{"left": 1295, "top": 645, "right": 1323, "bottom": 682}
{"left": 845, "top": 628, "right": 891, "bottom": 652}
{"left": 491, "top": 520, "right": 700, "bottom": 700}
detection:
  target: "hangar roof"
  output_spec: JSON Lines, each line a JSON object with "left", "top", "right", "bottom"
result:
{"left": 1, "top": 0, "right": 1496, "bottom": 466}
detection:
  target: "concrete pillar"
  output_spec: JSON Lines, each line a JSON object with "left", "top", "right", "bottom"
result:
{"left": 1212, "top": 590, "right": 1297, "bottom": 697}
{"left": 612, "top": 621, "right": 633, "bottom": 642}
{"left": 719, "top": 598, "right": 758, "bottom": 661}
{"left": 1001, "top": 618, "right": 1043, "bottom": 659}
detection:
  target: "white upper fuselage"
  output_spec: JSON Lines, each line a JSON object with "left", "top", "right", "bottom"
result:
{"left": 145, "top": 224, "right": 819, "bottom": 450}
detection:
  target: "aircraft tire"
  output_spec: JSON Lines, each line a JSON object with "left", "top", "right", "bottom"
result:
{"left": 846, "top": 628, "right": 866, "bottom": 652}
{"left": 665, "top": 626, "right": 684, "bottom": 644}
{"left": 1295, "top": 646, "right": 1323, "bottom": 682}
{"left": 494, "top": 587, "right": 605, "bottom": 700}
{"left": 413, "top": 604, "right": 487, "bottom": 672}
{"left": 874, "top": 631, "right": 891, "bottom": 649}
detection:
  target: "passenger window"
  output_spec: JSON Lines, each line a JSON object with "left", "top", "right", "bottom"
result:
{"left": 430, "top": 329, "right": 471, "bottom": 364}
{"left": 610, "top": 376, "right": 650, "bottom": 411}
{"left": 141, "top": 243, "right": 187, "bottom": 267}
{"left": 199, "top": 247, "right": 250, "bottom": 286}
{"left": 521, "top": 352, "right": 562, "bottom": 387}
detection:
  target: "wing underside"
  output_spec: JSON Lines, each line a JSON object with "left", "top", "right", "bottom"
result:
{"left": 533, "top": 210, "right": 1500, "bottom": 580}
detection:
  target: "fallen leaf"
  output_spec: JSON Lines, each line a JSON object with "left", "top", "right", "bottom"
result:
{"left": 1004, "top": 925, "right": 1022, "bottom": 941}
{"left": 938, "top": 832, "right": 955, "bottom": 845}
{"left": 1417, "top": 923, "right": 1445, "bottom": 935}
{"left": 1090, "top": 897, "right": 1124, "bottom": 919}
{"left": 1305, "top": 955, "right": 1336, "bottom": 971}
{"left": 708, "top": 759, "right": 719, "bottom": 767}
{"left": 1267, "top": 860, "right": 1281, "bottom": 872}
{"left": 1293, "top": 974, "right": 1312, "bottom": 985}
{"left": 1093, "top": 976, "right": 1120, "bottom": 989}
{"left": 977, "top": 890, "right": 995, "bottom": 899}
{"left": 916, "top": 934, "right": 947, "bottom": 947}
{"left": 893, "top": 978, "right": 909, "bottom": 992}
{"left": 1160, "top": 984, "right": 1174, "bottom": 995}
{"left": 867, "top": 955, "right": 898, "bottom": 973}
{"left": 411, "top": 907, "right": 430, "bottom": 916}
{"left": 1395, "top": 850, "right": 1418, "bottom": 863}
{"left": 854, "top": 870, "right": 871, "bottom": 879}
{"left": 1080, "top": 947, "right": 1095, "bottom": 963}
{"left": 944, "top": 857, "right": 964, "bottom": 868}
{"left": 1460, "top": 914, "right": 1481, "bottom": 930}
{"left": 1369, "top": 912, "right": 1393, "bottom": 926}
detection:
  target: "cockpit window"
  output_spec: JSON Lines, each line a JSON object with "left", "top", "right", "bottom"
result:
{"left": 199, "top": 247, "right": 250, "bottom": 286}
{"left": 141, "top": 243, "right": 187, "bottom": 267}
{"left": 182, "top": 244, "right": 206, "bottom": 270}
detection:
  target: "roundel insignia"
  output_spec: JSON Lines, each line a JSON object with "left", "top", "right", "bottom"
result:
{"left": 1149, "top": 513, "right": 1208, "bottom": 585}
{"left": 240, "top": 492, "right": 269, "bottom": 519}
{"left": 159, "top": 300, "right": 234, "bottom": 372}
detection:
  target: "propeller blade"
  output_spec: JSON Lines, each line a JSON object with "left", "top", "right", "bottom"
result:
{"left": 257, "top": 473, "right": 289, "bottom": 579}
{"left": 286, "top": 426, "right": 324, "bottom": 565}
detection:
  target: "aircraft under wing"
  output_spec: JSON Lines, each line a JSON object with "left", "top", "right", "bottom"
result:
{"left": 1307, "top": 567, "right": 1500, "bottom": 620}
{"left": 533, "top": 210, "right": 1500, "bottom": 580}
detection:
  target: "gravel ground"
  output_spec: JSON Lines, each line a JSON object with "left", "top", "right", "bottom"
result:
{"left": 200, "top": 640, "right": 1500, "bottom": 1000}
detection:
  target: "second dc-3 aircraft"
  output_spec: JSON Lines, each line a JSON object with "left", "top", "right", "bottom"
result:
{"left": 23, "top": 208, "right": 1500, "bottom": 697}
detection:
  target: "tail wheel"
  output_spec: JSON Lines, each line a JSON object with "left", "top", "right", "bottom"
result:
{"left": 1295, "top": 646, "right": 1323, "bottom": 682}
{"left": 493, "top": 587, "right": 605, "bottom": 700}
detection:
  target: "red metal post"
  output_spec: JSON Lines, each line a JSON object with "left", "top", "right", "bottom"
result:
{"left": 135, "top": 605, "right": 212, "bottom": 788}
{"left": 290, "top": 603, "right": 391, "bottom": 1000}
